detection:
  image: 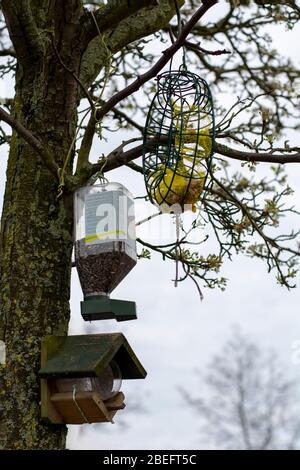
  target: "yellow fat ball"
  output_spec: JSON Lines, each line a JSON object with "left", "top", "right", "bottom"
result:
{"left": 151, "top": 166, "right": 206, "bottom": 212}
{"left": 175, "top": 126, "right": 212, "bottom": 159}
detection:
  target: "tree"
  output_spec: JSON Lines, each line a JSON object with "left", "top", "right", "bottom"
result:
{"left": 180, "top": 329, "right": 300, "bottom": 450}
{"left": 0, "top": 0, "right": 299, "bottom": 450}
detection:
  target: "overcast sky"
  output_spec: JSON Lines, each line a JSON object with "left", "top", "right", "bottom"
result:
{"left": 1, "top": 2, "right": 300, "bottom": 450}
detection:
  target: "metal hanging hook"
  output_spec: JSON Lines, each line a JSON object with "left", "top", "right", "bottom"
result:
{"left": 173, "top": 0, "right": 187, "bottom": 70}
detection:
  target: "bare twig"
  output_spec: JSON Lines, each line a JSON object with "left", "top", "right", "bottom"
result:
{"left": 184, "top": 39, "right": 231, "bottom": 56}
{"left": 209, "top": 170, "right": 300, "bottom": 287}
{"left": 215, "top": 143, "right": 300, "bottom": 165}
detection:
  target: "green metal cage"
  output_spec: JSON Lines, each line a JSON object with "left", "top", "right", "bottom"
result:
{"left": 143, "top": 68, "right": 215, "bottom": 212}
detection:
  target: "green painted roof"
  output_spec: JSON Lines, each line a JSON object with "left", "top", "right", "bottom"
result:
{"left": 39, "top": 333, "right": 147, "bottom": 379}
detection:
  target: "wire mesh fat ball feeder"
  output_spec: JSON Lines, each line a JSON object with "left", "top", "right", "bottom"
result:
{"left": 143, "top": 68, "right": 214, "bottom": 213}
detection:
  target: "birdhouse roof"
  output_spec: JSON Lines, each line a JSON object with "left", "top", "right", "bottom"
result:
{"left": 39, "top": 333, "right": 147, "bottom": 379}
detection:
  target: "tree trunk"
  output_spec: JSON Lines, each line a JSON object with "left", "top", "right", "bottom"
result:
{"left": 0, "top": 4, "right": 83, "bottom": 450}
{"left": 0, "top": 0, "right": 179, "bottom": 450}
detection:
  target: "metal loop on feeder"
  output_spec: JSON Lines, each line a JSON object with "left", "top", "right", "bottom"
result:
{"left": 143, "top": 70, "right": 214, "bottom": 213}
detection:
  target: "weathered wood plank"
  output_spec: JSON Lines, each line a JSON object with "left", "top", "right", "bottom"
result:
{"left": 50, "top": 391, "right": 116, "bottom": 424}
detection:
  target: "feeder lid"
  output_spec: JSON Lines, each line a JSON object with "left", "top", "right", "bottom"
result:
{"left": 39, "top": 333, "right": 146, "bottom": 380}
{"left": 75, "top": 182, "right": 134, "bottom": 199}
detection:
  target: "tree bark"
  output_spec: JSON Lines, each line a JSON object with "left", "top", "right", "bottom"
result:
{"left": 0, "top": 78, "right": 74, "bottom": 450}
{"left": 0, "top": 1, "right": 84, "bottom": 450}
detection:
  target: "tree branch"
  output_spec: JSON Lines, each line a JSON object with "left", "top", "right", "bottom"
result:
{"left": 76, "top": 114, "right": 97, "bottom": 174}
{"left": 75, "top": 0, "right": 198, "bottom": 185}
{"left": 125, "top": 161, "right": 144, "bottom": 174}
{"left": 0, "top": 107, "right": 58, "bottom": 176}
{"left": 82, "top": 0, "right": 160, "bottom": 42}
{"left": 184, "top": 39, "right": 231, "bottom": 56}
{"left": 80, "top": 0, "right": 184, "bottom": 90}
{"left": 81, "top": 137, "right": 158, "bottom": 183}
{"left": 215, "top": 143, "right": 300, "bottom": 165}
{"left": 0, "top": 47, "right": 16, "bottom": 57}
{"left": 0, "top": 98, "right": 13, "bottom": 107}
{"left": 95, "top": 0, "right": 218, "bottom": 121}
{"left": 1, "top": 0, "right": 44, "bottom": 65}
{"left": 100, "top": 101, "right": 144, "bottom": 133}
{"left": 83, "top": 137, "right": 300, "bottom": 184}
{"left": 74, "top": 1, "right": 300, "bottom": 189}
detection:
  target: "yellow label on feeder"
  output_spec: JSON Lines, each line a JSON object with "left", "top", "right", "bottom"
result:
{"left": 85, "top": 229, "right": 126, "bottom": 243}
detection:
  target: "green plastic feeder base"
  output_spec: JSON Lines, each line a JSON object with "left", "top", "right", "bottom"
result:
{"left": 81, "top": 295, "right": 137, "bottom": 322}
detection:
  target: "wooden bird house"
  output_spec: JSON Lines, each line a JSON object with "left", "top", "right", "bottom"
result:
{"left": 39, "top": 333, "right": 147, "bottom": 425}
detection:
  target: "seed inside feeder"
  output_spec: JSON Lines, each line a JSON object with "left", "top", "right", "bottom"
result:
{"left": 75, "top": 240, "right": 136, "bottom": 296}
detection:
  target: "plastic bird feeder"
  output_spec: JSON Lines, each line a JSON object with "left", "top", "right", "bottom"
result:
{"left": 74, "top": 182, "right": 137, "bottom": 322}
